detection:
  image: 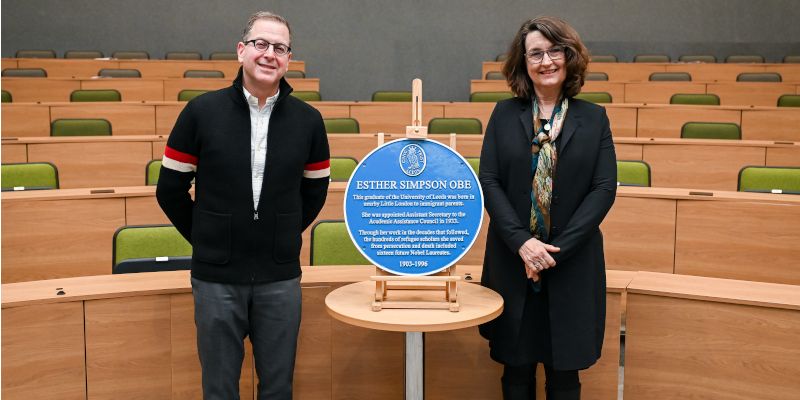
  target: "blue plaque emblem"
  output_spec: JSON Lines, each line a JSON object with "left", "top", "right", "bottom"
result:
{"left": 399, "top": 144, "right": 426, "bottom": 177}
{"left": 344, "top": 139, "right": 484, "bottom": 276}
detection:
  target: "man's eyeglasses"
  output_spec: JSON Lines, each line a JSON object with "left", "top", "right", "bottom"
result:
{"left": 244, "top": 39, "right": 291, "bottom": 56}
{"left": 525, "top": 46, "right": 565, "bottom": 64}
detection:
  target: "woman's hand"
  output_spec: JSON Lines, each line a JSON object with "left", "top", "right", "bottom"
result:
{"left": 518, "top": 238, "right": 560, "bottom": 278}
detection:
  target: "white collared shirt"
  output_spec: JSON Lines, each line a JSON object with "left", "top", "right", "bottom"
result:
{"left": 243, "top": 87, "right": 280, "bottom": 209}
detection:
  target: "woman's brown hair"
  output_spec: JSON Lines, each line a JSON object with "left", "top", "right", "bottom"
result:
{"left": 501, "top": 16, "right": 589, "bottom": 99}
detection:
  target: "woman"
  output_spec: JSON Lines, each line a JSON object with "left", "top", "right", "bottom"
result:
{"left": 479, "top": 16, "right": 617, "bottom": 400}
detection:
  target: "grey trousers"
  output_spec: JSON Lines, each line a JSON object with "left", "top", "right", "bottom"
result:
{"left": 191, "top": 276, "right": 302, "bottom": 400}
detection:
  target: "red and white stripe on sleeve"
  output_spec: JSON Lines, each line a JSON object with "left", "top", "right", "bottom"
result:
{"left": 162, "top": 146, "right": 198, "bottom": 173}
{"left": 303, "top": 159, "right": 330, "bottom": 179}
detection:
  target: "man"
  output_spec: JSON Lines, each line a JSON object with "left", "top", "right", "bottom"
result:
{"left": 156, "top": 11, "right": 330, "bottom": 400}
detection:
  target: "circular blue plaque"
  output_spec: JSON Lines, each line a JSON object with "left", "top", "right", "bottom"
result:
{"left": 344, "top": 139, "right": 484, "bottom": 276}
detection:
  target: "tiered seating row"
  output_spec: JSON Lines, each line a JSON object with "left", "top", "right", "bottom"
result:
{"left": 1, "top": 77, "right": 319, "bottom": 102}
{"left": 3, "top": 101, "right": 800, "bottom": 142}
{"left": 3, "top": 185, "right": 799, "bottom": 286}
{"left": 471, "top": 79, "right": 800, "bottom": 107}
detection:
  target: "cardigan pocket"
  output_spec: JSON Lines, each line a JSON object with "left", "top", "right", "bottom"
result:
{"left": 192, "top": 209, "right": 231, "bottom": 264}
{"left": 273, "top": 211, "right": 301, "bottom": 263}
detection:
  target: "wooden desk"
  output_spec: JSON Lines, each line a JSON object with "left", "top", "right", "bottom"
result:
{"left": 624, "top": 272, "right": 800, "bottom": 399}
{"left": 470, "top": 79, "right": 800, "bottom": 106}
{"left": 1, "top": 266, "right": 631, "bottom": 400}
{"left": 481, "top": 61, "right": 800, "bottom": 83}
{"left": 2, "top": 77, "right": 320, "bottom": 102}
{"left": 11, "top": 58, "right": 305, "bottom": 77}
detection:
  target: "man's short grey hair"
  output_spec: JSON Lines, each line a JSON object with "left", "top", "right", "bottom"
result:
{"left": 242, "top": 11, "right": 292, "bottom": 43}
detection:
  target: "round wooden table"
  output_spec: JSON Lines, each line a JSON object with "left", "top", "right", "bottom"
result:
{"left": 325, "top": 280, "right": 503, "bottom": 399}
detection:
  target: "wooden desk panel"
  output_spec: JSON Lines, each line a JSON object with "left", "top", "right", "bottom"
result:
{"left": 576, "top": 290, "right": 623, "bottom": 400}
{"left": 28, "top": 141, "right": 153, "bottom": 188}
{"left": 625, "top": 291, "right": 800, "bottom": 399}
{"left": 85, "top": 295, "right": 173, "bottom": 399}
{"left": 615, "top": 143, "right": 643, "bottom": 160}
{"left": 1, "top": 104, "right": 51, "bottom": 137}
{"left": 601, "top": 196, "right": 676, "bottom": 273}
{"left": 642, "top": 144, "right": 765, "bottom": 190}
{"left": 162, "top": 78, "right": 228, "bottom": 101}
{"left": 17, "top": 58, "right": 113, "bottom": 78}
{"left": 664, "top": 63, "right": 765, "bottom": 82}
{"left": 675, "top": 200, "right": 800, "bottom": 285}
{"left": 443, "top": 102, "right": 494, "bottom": 135}
{"left": 2, "top": 142, "right": 28, "bottom": 163}
{"left": 310, "top": 103, "right": 350, "bottom": 119}
{"left": 126, "top": 196, "right": 170, "bottom": 225}
{"left": 582, "top": 81, "right": 626, "bottom": 103}
{"left": 587, "top": 63, "right": 666, "bottom": 82}
{"left": 425, "top": 326, "right": 503, "bottom": 399}
{"left": 294, "top": 286, "right": 333, "bottom": 400}
{"left": 2, "top": 58, "right": 19, "bottom": 69}
{"left": 81, "top": 78, "right": 164, "bottom": 102}
{"left": 50, "top": 104, "right": 156, "bottom": 135}
{"left": 1, "top": 78, "right": 80, "bottom": 102}
{"left": 740, "top": 108, "right": 800, "bottom": 142}
{"left": 708, "top": 83, "right": 797, "bottom": 107}
{"left": 350, "top": 103, "right": 444, "bottom": 134}
{"left": 1, "top": 197, "right": 125, "bottom": 283}
{"left": 623, "top": 82, "right": 705, "bottom": 104}
{"left": 301, "top": 184, "right": 346, "bottom": 266}
{"left": 605, "top": 105, "right": 637, "bottom": 137}
{"left": 766, "top": 147, "right": 800, "bottom": 166}
{"left": 117, "top": 60, "right": 226, "bottom": 78}
{"left": 153, "top": 138, "right": 168, "bottom": 158}
{"left": 328, "top": 134, "right": 382, "bottom": 160}
{"left": 636, "top": 106, "right": 741, "bottom": 138}
{"left": 1, "top": 302, "right": 86, "bottom": 400}
{"left": 155, "top": 104, "right": 183, "bottom": 135}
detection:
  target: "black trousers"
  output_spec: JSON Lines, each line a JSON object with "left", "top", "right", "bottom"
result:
{"left": 192, "top": 276, "right": 302, "bottom": 400}
{"left": 503, "top": 363, "right": 580, "bottom": 396}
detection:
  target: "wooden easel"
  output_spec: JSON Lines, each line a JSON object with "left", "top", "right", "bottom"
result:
{"left": 370, "top": 78, "right": 461, "bottom": 313}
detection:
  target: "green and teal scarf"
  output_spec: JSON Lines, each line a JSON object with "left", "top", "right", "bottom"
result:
{"left": 530, "top": 96, "right": 568, "bottom": 241}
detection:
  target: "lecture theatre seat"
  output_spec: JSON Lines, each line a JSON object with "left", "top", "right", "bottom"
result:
{"left": 112, "top": 225, "right": 192, "bottom": 274}
{"left": 324, "top": 118, "right": 360, "bottom": 133}
{"left": 738, "top": 166, "right": 800, "bottom": 194}
{"left": 1, "top": 162, "right": 59, "bottom": 191}
{"left": 617, "top": 160, "right": 651, "bottom": 187}
{"left": 428, "top": 118, "right": 482, "bottom": 135}
{"left": 51, "top": 119, "right": 112, "bottom": 136}
{"left": 310, "top": 220, "right": 370, "bottom": 265}
{"left": 681, "top": 122, "right": 741, "bottom": 140}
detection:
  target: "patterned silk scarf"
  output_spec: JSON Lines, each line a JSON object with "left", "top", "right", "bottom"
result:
{"left": 530, "top": 96, "right": 569, "bottom": 240}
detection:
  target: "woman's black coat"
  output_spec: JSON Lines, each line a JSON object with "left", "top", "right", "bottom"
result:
{"left": 478, "top": 96, "right": 617, "bottom": 370}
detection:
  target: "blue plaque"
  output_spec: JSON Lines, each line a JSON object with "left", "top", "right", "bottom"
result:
{"left": 344, "top": 139, "right": 484, "bottom": 275}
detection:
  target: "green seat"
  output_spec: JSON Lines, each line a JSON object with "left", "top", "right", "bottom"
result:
{"left": 183, "top": 69, "right": 224, "bottom": 78}
{"left": 112, "top": 225, "right": 192, "bottom": 274}
{"left": 485, "top": 71, "right": 504, "bottom": 80}
{"left": 146, "top": 160, "right": 162, "bottom": 185}
{"left": 285, "top": 70, "right": 306, "bottom": 78}
{"left": 470, "top": 92, "right": 514, "bottom": 102}
{"left": 777, "top": 95, "right": 800, "bottom": 107}
{"left": 165, "top": 51, "right": 202, "bottom": 60}
{"left": 112, "top": 51, "right": 150, "bottom": 59}
{"left": 65, "top": 50, "right": 103, "bottom": 59}
{"left": 98, "top": 68, "right": 141, "bottom": 78}
{"left": 51, "top": 119, "right": 112, "bottom": 136}
{"left": 634, "top": 54, "right": 670, "bottom": 63}
{"left": 70, "top": 89, "right": 122, "bottom": 102}
{"left": 330, "top": 157, "right": 358, "bottom": 182}
{"left": 726, "top": 55, "right": 764, "bottom": 63}
{"left": 617, "top": 161, "right": 651, "bottom": 187}
{"left": 372, "top": 91, "right": 412, "bottom": 102}
{"left": 586, "top": 72, "right": 609, "bottom": 81}
{"left": 428, "top": 118, "right": 482, "bottom": 134}
{"left": 291, "top": 91, "right": 321, "bottom": 102}
{"left": 465, "top": 157, "right": 480, "bottom": 174}
{"left": 783, "top": 55, "right": 800, "bottom": 64}
{"left": 1, "top": 90, "right": 12, "bottom": 103}
{"left": 1, "top": 162, "right": 59, "bottom": 191}
{"left": 209, "top": 51, "right": 237, "bottom": 60}
{"left": 737, "top": 72, "right": 781, "bottom": 82}
{"left": 649, "top": 72, "right": 691, "bottom": 81}
{"left": 575, "top": 92, "right": 612, "bottom": 104}
{"left": 590, "top": 55, "right": 617, "bottom": 63}
{"left": 738, "top": 166, "right": 800, "bottom": 194}
{"left": 679, "top": 55, "right": 716, "bottom": 63}
{"left": 495, "top": 54, "right": 508, "bottom": 62}
{"left": 178, "top": 90, "right": 209, "bottom": 101}
{"left": 2, "top": 68, "right": 47, "bottom": 77}
{"left": 681, "top": 122, "right": 741, "bottom": 140}
{"left": 670, "top": 93, "right": 720, "bottom": 105}
{"left": 15, "top": 49, "right": 56, "bottom": 58}
{"left": 324, "top": 118, "right": 360, "bottom": 133}
{"left": 310, "top": 220, "right": 370, "bottom": 266}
